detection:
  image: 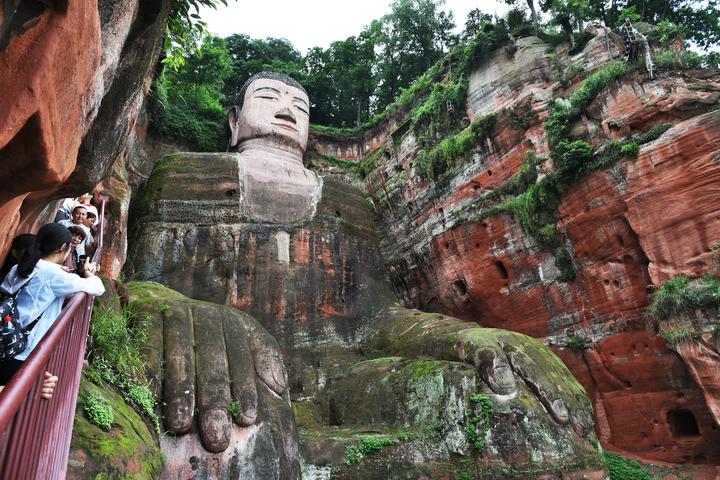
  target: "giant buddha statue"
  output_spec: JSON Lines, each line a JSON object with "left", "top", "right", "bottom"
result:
{"left": 228, "top": 72, "right": 322, "bottom": 223}
{"left": 127, "top": 72, "right": 602, "bottom": 479}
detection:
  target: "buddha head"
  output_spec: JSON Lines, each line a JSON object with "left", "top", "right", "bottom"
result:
{"left": 228, "top": 72, "right": 310, "bottom": 154}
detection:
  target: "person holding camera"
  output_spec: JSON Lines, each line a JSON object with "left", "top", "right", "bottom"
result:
{"left": 65, "top": 226, "right": 87, "bottom": 274}
{"left": 0, "top": 223, "right": 105, "bottom": 399}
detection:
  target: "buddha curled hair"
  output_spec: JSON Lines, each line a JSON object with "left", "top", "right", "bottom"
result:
{"left": 17, "top": 223, "right": 71, "bottom": 277}
{"left": 233, "top": 71, "right": 307, "bottom": 108}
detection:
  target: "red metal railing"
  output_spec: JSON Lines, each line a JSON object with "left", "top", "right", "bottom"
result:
{"left": 0, "top": 198, "right": 106, "bottom": 478}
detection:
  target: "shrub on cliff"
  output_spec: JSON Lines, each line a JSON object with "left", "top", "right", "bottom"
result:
{"left": 544, "top": 62, "right": 634, "bottom": 144}
{"left": 86, "top": 304, "right": 160, "bottom": 432}
{"left": 84, "top": 392, "right": 114, "bottom": 431}
{"left": 602, "top": 451, "right": 652, "bottom": 480}
{"left": 648, "top": 275, "right": 720, "bottom": 320}
{"left": 416, "top": 112, "right": 496, "bottom": 179}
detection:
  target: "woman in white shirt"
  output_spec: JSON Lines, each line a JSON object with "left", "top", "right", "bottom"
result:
{"left": 0, "top": 223, "right": 105, "bottom": 399}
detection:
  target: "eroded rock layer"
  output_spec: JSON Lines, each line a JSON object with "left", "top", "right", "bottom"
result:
{"left": 129, "top": 153, "right": 395, "bottom": 392}
{"left": 308, "top": 34, "right": 720, "bottom": 463}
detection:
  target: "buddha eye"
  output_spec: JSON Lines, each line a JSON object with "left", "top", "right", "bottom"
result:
{"left": 294, "top": 105, "right": 308, "bottom": 115}
{"left": 256, "top": 95, "right": 278, "bottom": 101}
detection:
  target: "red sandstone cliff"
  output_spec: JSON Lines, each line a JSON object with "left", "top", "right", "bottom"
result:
{"left": 309, "top": 33, "right": 720, "bottom": 464}
{"left": 0, "top": 0, "right": 170, "bottom": 268}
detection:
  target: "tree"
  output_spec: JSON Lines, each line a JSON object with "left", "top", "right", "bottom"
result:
{"left": 463, "top": 9, "right": 495, "bottom": 39}
{"left": 505, "top": 0, "right": 540, "bottom": 32}
{"left": 540, "top": 0, "right": 589, "bottom": 48}
{"left": 585, "top": 0, "right": 720, "bottom": 50}
{"left": 223, "top": 35, "right": 304, "bottom": 104}
{"left": 153, "top": 36, "right": 233, "bottom": 151}
{"left": 164, "top": 0, "right": 230, "bottom": 70}
{"left": 303, "top": 32, "right": 377, "bottom": 126}
{"left": 374, "top": 0, "right": 457, "bottom": 111}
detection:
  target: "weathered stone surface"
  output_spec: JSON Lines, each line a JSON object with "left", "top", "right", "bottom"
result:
{"left": 129, "top": 154, "right": 394, "bottom": 361}
{"left": 296, "top": 308, "right": 605, "bottom": 479}
{"left": 309, "top": 29, "right": 720, "bottom": 464}
{"left": 126, "top": 281, "right": 301, "bottom": 479}
{"left": 57, "top": 0, "right": 171, "bottom": 198}
{"left": 0, "top": 0, "right": 170, "bottom": 267}
{"left": 95, "top": 152, "right": 132, "bottom": 278}
{"left": 624, "top": 111, "right": 720, "bottom": 284}
{"left": 0, "top": 0, "right": 101, "bottom": 258}
{"left": 68, "top": 378, "right": 163, "bottom": 480}
{"left": 653, "top": 310, "right": 720, "bottom": 434}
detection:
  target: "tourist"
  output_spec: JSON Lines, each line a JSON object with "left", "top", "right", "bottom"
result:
{"left": 76, "top": 193, "right": 99, "bottom": 224}
{"left": 0, "top": 234, "right": 36, "bottom": 284}
{"left": 0, "top": 223, "right": 104, "bottom": 398}
{"left": 54, "top": 193, "right": 98, "bottom": 225}
{"left": 65, "top": 226, "right": 87, "bottom": 274}
{"left": 54, "top": 198, "right": 77, "bottom": 223}
{"left": 84, "top": 211, "right": 97, "bottom": 235}
{"left": 58, "top": 206, "right": 93, "bottom": 255}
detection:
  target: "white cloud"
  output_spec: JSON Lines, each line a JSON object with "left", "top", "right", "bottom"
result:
{"left": 200, "top": 0, "right": 510, "bottom": 54}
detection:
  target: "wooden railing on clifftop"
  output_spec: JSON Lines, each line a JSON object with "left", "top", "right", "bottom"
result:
{"left": 0, "top": 199, "right": 106, "bottom": 479}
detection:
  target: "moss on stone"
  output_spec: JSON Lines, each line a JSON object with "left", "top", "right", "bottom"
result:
{"left": 395, "top": 358, "right": 449, "bottom": 380}
{"left": 69, "top": 378, "right": 162, "bottom": 479}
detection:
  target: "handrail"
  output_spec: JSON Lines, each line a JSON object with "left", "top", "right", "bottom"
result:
{"left": 0, "top": 295, "right": 86, "bottom": 433}
{"left": 0, "top": 197, "right": 106, "bottom": 478}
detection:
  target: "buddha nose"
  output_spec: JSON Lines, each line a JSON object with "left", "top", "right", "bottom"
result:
{"left": 274, "top": 107, "right": 296, "bottom": 124}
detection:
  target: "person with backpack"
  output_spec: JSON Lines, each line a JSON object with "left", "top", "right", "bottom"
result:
{"left": 0, "top": 234, "right": 35, "bottom": 284}
{"left": 0, "top": 223, "right": 105, "bottom": 399}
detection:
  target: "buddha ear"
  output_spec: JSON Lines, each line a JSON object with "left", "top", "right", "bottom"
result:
{"left": 228, "top": 106, "right": 241, "bottom": 150}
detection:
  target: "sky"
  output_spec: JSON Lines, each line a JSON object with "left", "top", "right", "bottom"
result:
{"left": 200, "top": 0, "right": 511, "bottom": 54}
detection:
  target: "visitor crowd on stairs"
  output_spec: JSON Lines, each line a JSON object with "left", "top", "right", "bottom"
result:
{"left": 0, "top": 193, "right": 107, "bottom": 477}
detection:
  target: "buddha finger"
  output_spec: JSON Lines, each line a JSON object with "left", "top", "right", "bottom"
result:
{"left": 223, "top": 310, "right": 258, "bottom": 426}
{"left": 163, "top": 304, "right": 195, "bottom": 433}
{"left": 499, "top": 331, "right": 592, "bottom": 430}
{"left": 245, "top": 319, "right": 287, "bottom": 396}
{"left": 194, "top": 303, "right": 232, "bottom": 453}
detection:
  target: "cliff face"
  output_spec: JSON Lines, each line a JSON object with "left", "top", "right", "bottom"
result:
{"left": 0, "top": 0, "right": 170, "bottom": 263}
{"left": 130, "top": 152, "right": 605, "bottom": 479}
{"left": 309, "top": 34, "right": 720, "bottom": 463}
{"left": 128, "top": 153, "right": 395, "bottom": 396}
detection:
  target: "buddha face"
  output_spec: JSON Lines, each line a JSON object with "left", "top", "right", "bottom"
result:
{"left": 229, "top": 77, "right": 310, "bottom": 152}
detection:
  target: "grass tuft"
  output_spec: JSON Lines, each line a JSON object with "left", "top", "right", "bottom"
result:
{"left": 648, "top": 275, "right": 720, "bottom": 320}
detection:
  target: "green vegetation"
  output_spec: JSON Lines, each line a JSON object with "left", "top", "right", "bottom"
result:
{"left": 164, "top": 0, "right": 229, "bottom": 70}
{"left": 86, "top": 305, "right": 160, "bottom": 432}
{"left": 73, "top": 379, "right": 164, "bottom": 478}
{"left": 85, "top": 392, "right": 114, "bottom": 431}
{"left": 506, "top": 101, "right": 538, "bottom": 130}
{"left": 602, "top": 450, "right": 652, "bottom": 480}
{"left": 658, "top": 323, "right": 694, "bottom": 347}
{"left": 317, "top": 147, "right": 383, "bottom": 179}
{"left": 491, "top": 151, "right": 543, "bottom": 200}
{"left": 151, "top": 36, "right": 232, "bottom": 151}
{"left": 417, "top": 113, "right": 497, "bottom": 179}
{"left": 87, "top": 306, "right": 149, "bottom": 381}
{"left": 343, "top": 435, "right": 398, "bottom": 466}
{"left": 632, "top": 122, "right": 672, "bottom": 144}
{"left": 545, "top": 62, "right": 635, "bottom": 144}
{"left": 466, "top": 393, "right": 493, "bottom": 452}
{"left": 652, "top": 49, "right": 704, "bottom": 70}
{"left": 648, "top": 275, "right": 720, "bottom": 320}
{"left": 229, "top": 400, "right": 240, "bottom": 419}
{"left": 566, "top": 334, "right": 591, "bottom": 351}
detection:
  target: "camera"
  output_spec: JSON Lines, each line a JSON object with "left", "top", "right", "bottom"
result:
{"left": 73, "top": 254, "right": 88, "bottom": 275}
